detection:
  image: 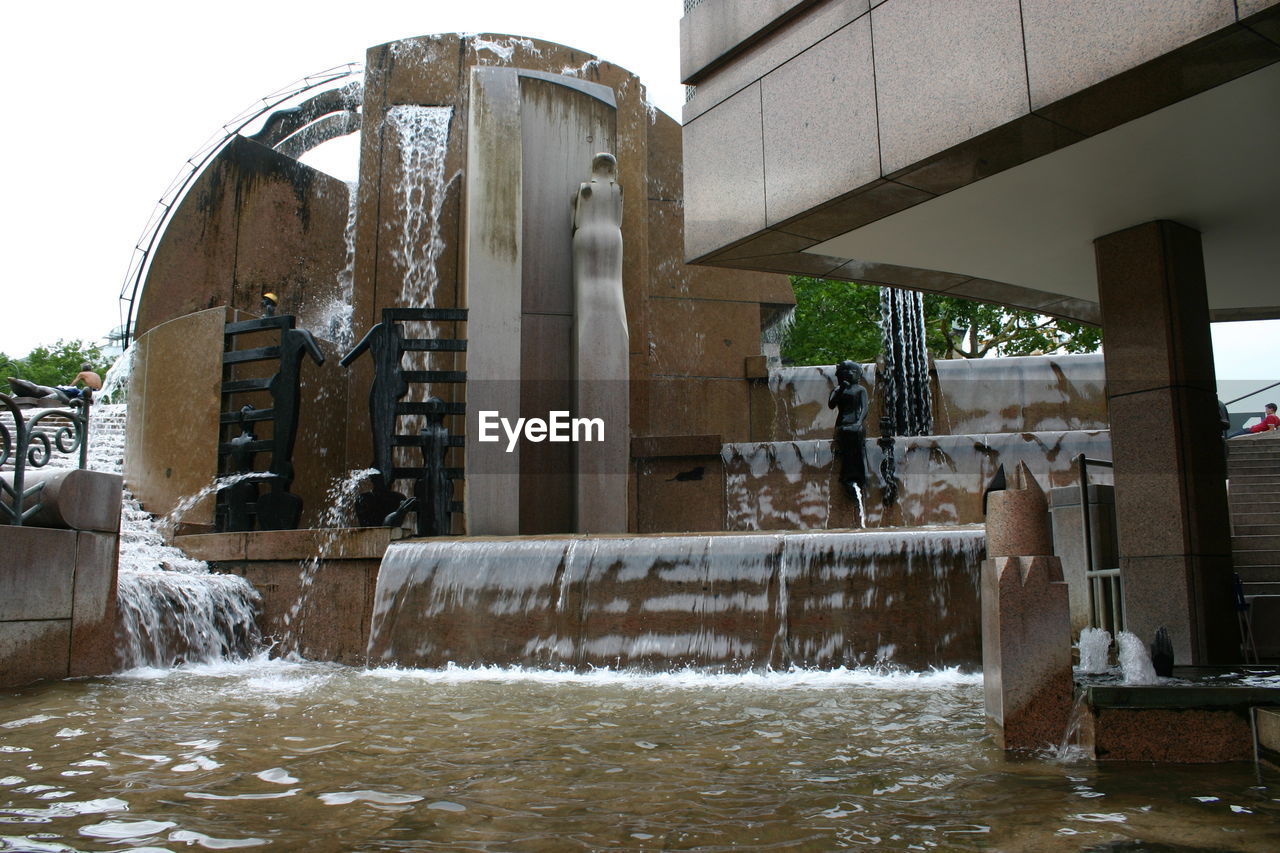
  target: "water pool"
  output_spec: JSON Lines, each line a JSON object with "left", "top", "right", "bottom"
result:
{"left": 2, "top": 659, "right": 1277, "bottom": 851}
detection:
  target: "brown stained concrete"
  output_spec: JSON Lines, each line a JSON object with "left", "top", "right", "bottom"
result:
{"left": 125, "top": 308, "right": 224, "bottom": 526}
{"left": 351, "top": 34, "right": 792, "bottom": 533}
{"left": 1083, "top": 707, "right": 1254, "bottom": 763}
{"left": 136, "top": 138, "right": 350, "bottom": 341}
{"left": 177, "top": 528, "right": 394, "bottom": 665}
{"left": 0, "top": 526, "right": 120, "bottom": 688}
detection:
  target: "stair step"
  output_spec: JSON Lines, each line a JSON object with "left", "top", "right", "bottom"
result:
{"left": 1242, "top": 582, "right": 1280, "bottom": 597}
{"left": 1233, "top": 517, "right": 1280, "bottom": 532}
{"left": 1232, "top": 549, "right": 1280, "bottom": 567}
{"left": 1236, "top": 565, "right": 1280, "bottom": 582}
{"left": 1233, "top": 535, "right": 1280, "bottom": 551}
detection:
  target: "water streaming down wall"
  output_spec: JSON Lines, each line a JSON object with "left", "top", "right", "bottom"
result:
{"left": 879, "top": 288, "right": 933, "bottom": 436}
{"left": 723, "top": 430, "right": 1111, "bottom": 530}
{"left": 367, "top": 528, "right": 986, "bottom": 671}
{"left": 84, "top": 399, "right": 262, "bottom": 668}
{"left": 762, "top": 354, "right": 1107, "bottom": 441}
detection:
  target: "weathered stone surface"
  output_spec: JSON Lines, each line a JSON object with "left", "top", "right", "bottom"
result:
{"left": 981, "top": 554, "right": 1074, "bottom": 751}
{"left": 0, "top": 620, "right": 71, "bottom": 688}
{"left": 985, "top": 462, "right": 1052, "bottom": 558}
{"left": 0, "top": 469, "right": 122, "bottom": 532}
{"left": 0, "top": 526, "right": 77, "bottom": 621}
{"left": 124, "top": 307, "right": 224, "bottom": 525}
{"left": 1085, "top": 707, "right": 1253, "bottom": 762}
{"left": 69, "top": 531, "right": 119, "bottom": 678}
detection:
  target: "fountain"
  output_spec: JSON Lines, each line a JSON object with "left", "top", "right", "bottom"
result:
{"left": 1, "top": 28, "right": 1278, "bottom": 853}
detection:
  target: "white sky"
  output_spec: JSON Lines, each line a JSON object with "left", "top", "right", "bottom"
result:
{"left": 2, "top": 0, "right": 1274, "bottom": 409}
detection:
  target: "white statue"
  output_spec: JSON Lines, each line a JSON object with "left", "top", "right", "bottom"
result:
{"left": 571, "top": 153, "right": 628, "bottom": 533}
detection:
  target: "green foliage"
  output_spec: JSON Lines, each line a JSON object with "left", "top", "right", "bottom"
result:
{"left": 781, "top": 277, "right": 1103, "bottom": 365}
{"left": 4, "top": 339, "right": 110, "bottom": 389}
{"left": 779, "top": 278, "right": 885, "bottom": 364}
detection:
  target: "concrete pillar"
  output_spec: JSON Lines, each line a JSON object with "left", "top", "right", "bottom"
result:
{"left": 1093, "top": 220, "right": 1237, "bottom": 664}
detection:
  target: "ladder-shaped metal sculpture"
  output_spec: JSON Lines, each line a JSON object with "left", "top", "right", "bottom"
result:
{"left": 341, "top": 306, "right": 466, "bottom": 536}
{"left": 217, "top": 314, "right": 324, "bottom": 532}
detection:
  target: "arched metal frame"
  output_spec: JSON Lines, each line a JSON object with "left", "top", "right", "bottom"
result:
{"left": 117, "top": 63, "right": 364, "bottom": 347}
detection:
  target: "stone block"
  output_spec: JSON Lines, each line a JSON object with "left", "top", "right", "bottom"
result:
{"left": 985, "top": 462, "right": 1052, "bottom": 559}
{"left": 1095, "top": 221, "right": 1217, "bottom": 396}
{"left": 69, "top": 531, "right": 119, "bottom": 678}
{"left": 0, "top": 526, "right": 77, "bottom": 621}
{"left": 680, "top": 0, "right": 832, "bottom": 83}
{"left": 0, "top": 620, "right": 71, "bottom": 688}
{"left": 761, "top": 17, "right": 879, "bottom": 224}
{"left": 646, "top": 298, "right": 761, "bottom": 378}
{"left": 683, "top": 0, "right": 870, "bottom": 120}
{"left": 871, "top": 0, "right": 1030, "bottom": 175}
{"left": 1106, "top": 387, "right": 1231, "bottom": 557}
{"left": 1120, "top": 553, "right": 1236, "bottom": 664}
{"left": 0, "top": 469, "right": 122, "bottom": 532}
{"left": 1022, "top": 0, "right": 1235, "bottom": 111}
{"left": 636, "top": 455, "right": 725, "bottom": 533}
{"left": 1089, "top": 707, "right": 1252, "bottom": 762}
{"left": 981, "top": 554, "right": 1074, "bottom": 750}
{"left": 682, "top": 84, "right": 767, "bottom": 260}
{"left": 174, "top": 532, "right": 248, "bottom": 562}
{"left": 123, "top": 307, "right": 224, "bottom": 524}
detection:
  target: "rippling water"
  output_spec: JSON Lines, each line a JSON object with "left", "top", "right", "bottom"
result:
{"left": 2, "top": 660, "right": 1277, "bottom": 851}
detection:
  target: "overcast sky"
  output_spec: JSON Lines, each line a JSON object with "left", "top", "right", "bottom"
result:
{"left": 3, "top": 1, "right": 1274, "bottom": 409}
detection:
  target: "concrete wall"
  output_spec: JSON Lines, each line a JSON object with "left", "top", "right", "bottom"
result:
{"left": 0, "top": 526, "right": 119, "bottom": 688}
{"left": 351, "top": 34, "right": 793, "bottom": 536}
{"left": 125, "top": 307, "right": 350, "bottom": 531}
{"left": 135, "top": 137, "right": 351, "bottom": 340}
{"left": 680, "top": 0, "right": 1280, "bottom": 320}
{"left": 176, "top": 527, "right": 393, "bottom": 665}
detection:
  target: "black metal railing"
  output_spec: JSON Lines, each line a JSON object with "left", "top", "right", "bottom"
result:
{"left": 0, "top": 393, "right": 91, "bottom": 525}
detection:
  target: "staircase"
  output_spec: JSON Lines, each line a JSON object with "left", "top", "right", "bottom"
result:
{"left": 1228, "top": 431, "right": 1280, "bottom": 659}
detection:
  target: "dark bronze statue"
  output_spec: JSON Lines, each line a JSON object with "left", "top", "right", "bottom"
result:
{"left": 829, "top": 360, "right": 868, "bottom": 498}
{"left": 341, "top": 318, "right": 410, "bottom": 527}
{"left": 222, "top": 406, "right": 260, "bottom": 533}
{"left": 256, "top": 326, "right": 325, "bottom": 531}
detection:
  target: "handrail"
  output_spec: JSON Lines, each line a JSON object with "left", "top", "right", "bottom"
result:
{"left": 1075, "top": 453, "right": 1122, "bottom": 632}
{"left": 1224, "top": 380, "right": 1280, "bottom": 407}
{"left": 0, "top": 393, "right": 92, "bottom": 525}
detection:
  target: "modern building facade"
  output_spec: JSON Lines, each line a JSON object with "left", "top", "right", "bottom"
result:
{"left": 680, "top": 0, "right": 1280, "bottom": 663}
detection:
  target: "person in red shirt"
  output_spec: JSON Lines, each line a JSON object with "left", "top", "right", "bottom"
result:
{"left": 1229, "top": 402, "right": 1279, "bottom": 438}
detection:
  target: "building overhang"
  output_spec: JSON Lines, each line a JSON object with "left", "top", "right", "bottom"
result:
{"left": 681, "top": 0, "right": 1280, "bottom": 325}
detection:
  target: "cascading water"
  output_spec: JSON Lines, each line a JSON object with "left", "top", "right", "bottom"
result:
{"left": 879, "top": 287, "right": 933, "bottom": 436}
{"left": 383, "top": 105, "right": 455, "bottom": 461}
{"left": 367, "top": 528, "right": 986, "bottom": 672}
{"left": 316, "top": 181, "right": 360, "bottom": 350}
{"left": 77, "top": 374, "right": 262, "bottom": 669}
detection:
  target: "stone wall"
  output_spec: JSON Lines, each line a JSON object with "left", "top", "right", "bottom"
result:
{"left": 0, "top": 520, "right": 120, "bottom": 688}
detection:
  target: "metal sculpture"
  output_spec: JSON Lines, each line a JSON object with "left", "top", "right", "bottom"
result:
{"left": 828, "top": 360, "right": 868, "bottom": 498}
{"left": 877, "top": 415, "right": 899, "bottom": 507}
{"left": 341, "top": 306, "right": 466, "bottom": 535}
{"left": 215, "top": 313, "right": 324, "bottom": 532}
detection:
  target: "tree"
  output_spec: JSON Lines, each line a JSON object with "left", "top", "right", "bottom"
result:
{"left": 781, "top": 277, "right": 1102, "bottom": 365}
{"left": 6, "top": 339, "right": 110, "bottom": 389}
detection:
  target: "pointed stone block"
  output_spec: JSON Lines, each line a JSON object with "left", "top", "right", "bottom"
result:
{"left": 982, "top": 554, "right": 1074, "bottom": 750}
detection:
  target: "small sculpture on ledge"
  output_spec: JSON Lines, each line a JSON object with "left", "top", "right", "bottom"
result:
{"left": 828, "top": 359, "right": 868, "bottom": 499}
{"left": 877, "top": 415, "right": 898, "bottom": 507}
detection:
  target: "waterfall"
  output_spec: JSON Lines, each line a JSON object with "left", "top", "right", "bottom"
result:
{"left": 78, "top": 392, "right": 262, "bottom": 669}
{"left": 317, "top": 181, "right": 360, "bottom": 350}
{"left": 879, "top": 287, "right": 933, "bottom": 436}
{"left": 384, "top": 105, "right": 455, "bottom": 447}
{"left": 367, "top": 529, "right": 986, "bottom": 672}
